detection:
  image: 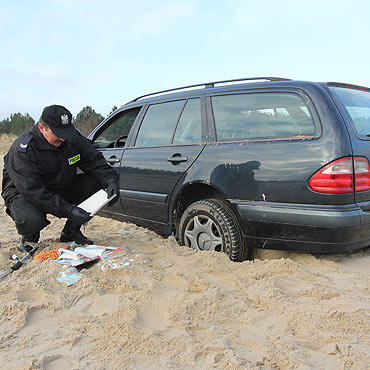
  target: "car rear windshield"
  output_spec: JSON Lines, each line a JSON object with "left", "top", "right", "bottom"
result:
{"left": 329, "top": 85, "right": 370, "bottom": 136}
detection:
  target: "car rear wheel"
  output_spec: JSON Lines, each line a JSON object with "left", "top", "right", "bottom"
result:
{"left": 178, "top": 199, "right": 245, "bottom": 261}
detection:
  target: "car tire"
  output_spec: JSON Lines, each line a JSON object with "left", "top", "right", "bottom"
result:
{"left": 178, "top": 199, "right": 245, "bottom": 262}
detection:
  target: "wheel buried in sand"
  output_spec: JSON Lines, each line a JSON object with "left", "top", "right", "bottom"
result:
{"left": 179, "top": 199, "right": 246, "bottom": 262}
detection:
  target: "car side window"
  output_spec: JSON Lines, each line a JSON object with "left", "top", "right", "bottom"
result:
{"left": 211, "top": 93, "right": 315, "bottom": 141}
{"left": 93, "top": 107, "right": 141, "bottom": 147}
{"left": 135, "top": 100, "right": 185, "bottom": 147}
{"left": 173, "top": 98, "right": 201, "bottom": 144}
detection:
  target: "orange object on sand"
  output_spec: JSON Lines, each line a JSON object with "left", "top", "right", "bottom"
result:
{"left": 34, "top": 248, "right": 60, "bottom": 261}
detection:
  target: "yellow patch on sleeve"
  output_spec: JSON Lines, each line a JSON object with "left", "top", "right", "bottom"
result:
{"left": 68, "top": 154, "right": 81, "bottom": 165}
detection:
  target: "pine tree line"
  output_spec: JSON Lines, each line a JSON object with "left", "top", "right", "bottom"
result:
{"left": 0, "top": 105, "right": 118, "bottom": 137}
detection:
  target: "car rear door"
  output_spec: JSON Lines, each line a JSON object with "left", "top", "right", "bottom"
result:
{"left": 120, "top": 97, "right": 206, "bottom": 226}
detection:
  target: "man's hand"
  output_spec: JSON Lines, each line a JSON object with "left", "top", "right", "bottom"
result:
{"left": 106, "top": 182, "right": 119, "bottom": 206}
{"left": 68, "top": 206, "right": 92, "bottom": 225}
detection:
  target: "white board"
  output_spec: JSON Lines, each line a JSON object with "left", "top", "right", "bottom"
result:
{"left": 78, "top": 189, "right": 117, "bottom": 216}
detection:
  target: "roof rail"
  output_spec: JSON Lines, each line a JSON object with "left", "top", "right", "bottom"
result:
{"left": 129, "top": 77, "right": 291, "bottom": 103}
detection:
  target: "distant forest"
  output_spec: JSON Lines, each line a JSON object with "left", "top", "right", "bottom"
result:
{"left": 0, "top": 105, "right": 117, "bottom": 137}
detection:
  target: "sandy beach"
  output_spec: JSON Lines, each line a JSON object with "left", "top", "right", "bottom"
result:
{"left": 0, "top": 134, "right": 369, "bottom": 370}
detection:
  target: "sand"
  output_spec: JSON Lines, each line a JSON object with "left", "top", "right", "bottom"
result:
{"left": 0, "top": 134, "right": 369, "bottom": 370}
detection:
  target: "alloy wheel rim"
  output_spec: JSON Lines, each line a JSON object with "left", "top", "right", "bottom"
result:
{"left": 184, "top": 215, "right": 222, "bottom": 252}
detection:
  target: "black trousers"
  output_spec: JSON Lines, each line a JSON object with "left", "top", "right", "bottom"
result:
{"left": 6, "top": 174, "right": 101, "bottom": 238}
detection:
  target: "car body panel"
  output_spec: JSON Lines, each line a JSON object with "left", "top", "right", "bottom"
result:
{"left": 119, "top": 144, "right": 206, "bottom": 223}
{"left": 323, "top": 83, "right": 370, "bottom": 207}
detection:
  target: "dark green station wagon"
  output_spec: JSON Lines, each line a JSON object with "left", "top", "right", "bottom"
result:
{"left": 88, "top": 77, "right": 370, "bottom": 261}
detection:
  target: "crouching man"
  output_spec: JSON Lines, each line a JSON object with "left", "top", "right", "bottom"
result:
{"left": 1, "top": 105, "right": 119, "bottom": 252}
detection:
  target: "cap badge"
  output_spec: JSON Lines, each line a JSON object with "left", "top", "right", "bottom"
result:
{"left": 61, "top": 114, "right": 69, "bottom": 125}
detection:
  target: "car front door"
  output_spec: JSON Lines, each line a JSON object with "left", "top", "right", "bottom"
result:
{"left": 91, "top": 106, "right": 143, "bottom": 214}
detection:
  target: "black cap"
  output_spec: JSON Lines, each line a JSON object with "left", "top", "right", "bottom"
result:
{"left": 41, "top": 105, "right": 78, "bottom": 139}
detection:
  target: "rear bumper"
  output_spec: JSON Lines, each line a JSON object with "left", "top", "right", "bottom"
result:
{"left": 232, "top": 200, "right": 370, "bottom": 253}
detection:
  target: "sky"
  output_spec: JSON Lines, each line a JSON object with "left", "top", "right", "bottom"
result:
{"left": 1, "top": 0, "right": 370, "bottom": 122}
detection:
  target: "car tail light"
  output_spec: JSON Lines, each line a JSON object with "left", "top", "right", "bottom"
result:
{"left": 309, "top": 157, "right": 370, "bottom": 193}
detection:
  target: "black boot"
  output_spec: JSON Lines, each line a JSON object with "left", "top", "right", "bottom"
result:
{"left": 60, "top": 221, "right": 93, "bottom": 245}
{"left": 19, "top": 233, "right": 40, "bottom": 253}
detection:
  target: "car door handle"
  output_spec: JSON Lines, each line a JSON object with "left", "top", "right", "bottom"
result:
{"left": 107, "top": 156, "right": 120, "bottom": 165}
{"left": 167, "top": 154, "right": 188, "bottom": 163}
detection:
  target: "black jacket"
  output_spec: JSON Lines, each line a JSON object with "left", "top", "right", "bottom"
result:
{"left": 1, "top": 125, "right": 118, "bottom": 218}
